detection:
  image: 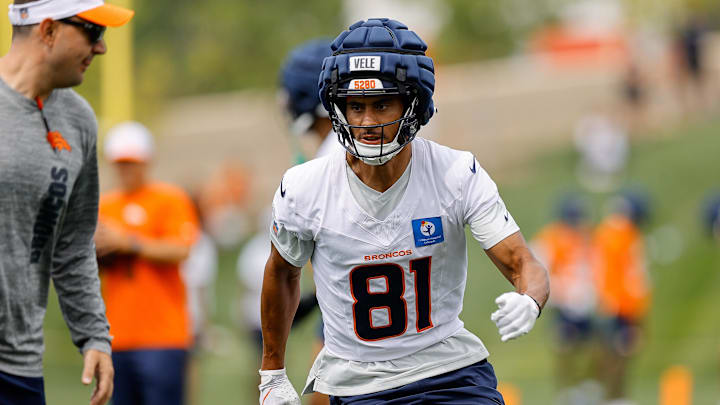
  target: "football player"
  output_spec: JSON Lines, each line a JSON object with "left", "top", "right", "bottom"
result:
{"left": 279, "top": 39, "right": 344, "bottom": 161}
{"left": 259, "top": 19, "right": 550, "bottom": 405}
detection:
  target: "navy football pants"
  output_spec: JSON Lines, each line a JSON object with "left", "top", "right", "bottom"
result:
{"left": 112, "top": 349, "right": 188, "bottom": 405}
{"left": 0, "top": 369, "right": 45, "bottom": 405}
{"left": 329, "top": 359, "right": 505, "bottom": 405}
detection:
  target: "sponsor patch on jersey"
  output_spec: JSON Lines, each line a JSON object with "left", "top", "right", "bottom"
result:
{"left": 411, "top": 217, "right": 444, "bottom": 247}
{"left": 349, "top": 56, "right": 381, "bottom": 71}
{"left": 349, "top": 78, "right": 384, "bottom": 91}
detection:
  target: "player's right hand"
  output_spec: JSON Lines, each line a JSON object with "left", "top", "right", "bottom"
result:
{"left": 258, "top": 368, "right": 300, "bottom": 405}
{"left": 491, "top": 292, "right": 540, "bottom": 342}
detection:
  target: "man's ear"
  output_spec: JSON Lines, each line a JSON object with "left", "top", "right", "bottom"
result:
{"left": 37, "top": 18, "right": 58, "bottom": 47}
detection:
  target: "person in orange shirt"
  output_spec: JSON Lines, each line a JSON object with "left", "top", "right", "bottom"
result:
{"left": 592, "top": 191, "right": 651, "bottom": 404}
{"left": 95, "top": 122, "right": 199, "bottom": 405}
{"left": 532, "top": 196, "right": 596, "bottom": 402}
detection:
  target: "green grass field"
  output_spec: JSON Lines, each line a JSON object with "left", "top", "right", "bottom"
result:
{"left": 41, "top": 118, "right": 720, "bottom": 404}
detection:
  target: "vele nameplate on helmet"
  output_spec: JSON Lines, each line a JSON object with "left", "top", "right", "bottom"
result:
{"left": 349, "top": 56, "right": 381, "bottom": 71}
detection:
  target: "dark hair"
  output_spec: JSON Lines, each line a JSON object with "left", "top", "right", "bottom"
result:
{"left": 11, "top": 25, "right": 34, "bottom": 39}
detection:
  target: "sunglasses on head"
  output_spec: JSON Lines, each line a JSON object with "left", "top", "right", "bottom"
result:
{"left": 58, "top": 18, "right": 106, "bottom": 44}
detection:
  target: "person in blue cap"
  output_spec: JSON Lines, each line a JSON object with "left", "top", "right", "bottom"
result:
{"left": 279, "top": 38, "right": 343, "bottom": 163}
{"left": 258, "top": 19, "right": 550, "bottom": 405}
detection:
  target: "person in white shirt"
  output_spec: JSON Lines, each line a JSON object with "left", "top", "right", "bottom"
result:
{"left": 258, "top": 18, "right": 550, "bottom": 405}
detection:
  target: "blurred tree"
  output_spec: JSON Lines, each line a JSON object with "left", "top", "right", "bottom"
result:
{"left": 434, "top": 0, "right": 577, "bottom": 63}
{"left": 434, "top": 1, "right": 515, "bottom": 62}
{"left": 132, "top": 0, "right": 342, "bottom": 114}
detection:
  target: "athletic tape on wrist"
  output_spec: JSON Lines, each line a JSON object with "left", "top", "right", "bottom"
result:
{"left": 525, "top": 294, "right": 542, "bottom": 318}
{"left": 259, "top": 368, "right": 287, "bottom": 377}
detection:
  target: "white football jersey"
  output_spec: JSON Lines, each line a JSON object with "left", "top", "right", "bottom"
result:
{"left": 271, "top": 137, "right": 518, "bottom": 362}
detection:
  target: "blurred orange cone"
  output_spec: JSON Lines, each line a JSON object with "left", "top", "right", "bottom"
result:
{"left": 659, "top": 365, "right": 692, "bottom": 405}
{"left": 497, "top": 381, "right": 521, "bottom": 405}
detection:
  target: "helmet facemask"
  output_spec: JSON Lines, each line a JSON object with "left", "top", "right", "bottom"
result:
{"left": 329, "top": 80, "right": 420, "bottom": 166}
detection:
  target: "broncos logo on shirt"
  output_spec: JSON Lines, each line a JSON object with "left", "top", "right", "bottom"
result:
{"left": 46, "top": 131, "right": 71, "bottom": 152}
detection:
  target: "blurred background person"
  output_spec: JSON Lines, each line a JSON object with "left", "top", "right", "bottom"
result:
{"left": 574, "top": 111, "right": 629, "bottom": 193}
{"left": 278, "top": 39, "right": 339, "bottom": 164}
{"left": 236, "top": 209, "right": 320, "bottom": 398}
{"left": 95, "top": 122, "right": 199, "bottom": 405}
{"left": 591, "top": 191, "right": 652, "bottom": 405}
{"left": 196, "top": 162, "right": 252, "bottom": 250}
{"left": 236, "top": 209, "right": 273, "bottom": 366}
{"left": 702, "top": 192, "right": 720, "bottom": 241}
{"left": 532, "top": 195, "right": 599, "bottom": 405}
{"left": 180, "top": 196, "right": 218, "bottom": 405}
{"left": 672, "top": 15, "right": 710, "bottom": 117}
{"left": 620, "top": 60, "right": 649, "bottom": 134}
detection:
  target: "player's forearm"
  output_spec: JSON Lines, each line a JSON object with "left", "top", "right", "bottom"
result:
{"left": 260, "top": 259, "right": 302, "bottom": 370}
{"left": 487, "top": 233, "right": 550, "bottom": 308}
{"left": 515, "top": 257, "right": 550, "bottom": 309}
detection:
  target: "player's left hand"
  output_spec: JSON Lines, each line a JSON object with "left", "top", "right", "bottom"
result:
{"left": 491, "top": 292, "right": 540, "bottom": 342}
{"left": 82, "top": 349, "right": 114, "bottom": 405}
{"left": 259, "top": 368, "right": 301, "bottom": 405}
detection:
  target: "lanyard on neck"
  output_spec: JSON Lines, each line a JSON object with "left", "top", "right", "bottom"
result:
{"left": 36, "top": 97, "right": 72, "bottom": 152}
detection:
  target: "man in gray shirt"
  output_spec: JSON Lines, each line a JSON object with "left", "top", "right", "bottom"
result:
{"left": 0, "top": 1, "right": 133, "bottom": 404}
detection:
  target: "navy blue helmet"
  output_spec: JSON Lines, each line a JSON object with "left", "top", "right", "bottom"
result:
{"left": 614, "top": 189, "right": 651, "bottom": 226}
{"left": 556, "top": 194, "right": 588, "bottom": 226}
{"left": 319, "top": 18, "right": 435, "bottom": 165}
{"left": 279, "top": 39, "right": 332, "bottom": 135}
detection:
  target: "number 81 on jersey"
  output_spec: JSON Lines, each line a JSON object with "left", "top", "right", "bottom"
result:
{"left": 349, "top": 257, "right": 432, "bottom": 341}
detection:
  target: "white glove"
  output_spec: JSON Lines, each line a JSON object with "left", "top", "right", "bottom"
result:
{"left": 258, "top": 368, "right": 300, "bottom": 405}
{"left": 491, "top": 292, "right": 540, "bottom": 342}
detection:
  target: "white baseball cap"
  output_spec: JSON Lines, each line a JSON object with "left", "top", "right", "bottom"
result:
{"left": 9, "top": 0, "right": 134, "bottom": 27}
{"left": 104, "top": 121, "right": 154, "bottom": 163}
